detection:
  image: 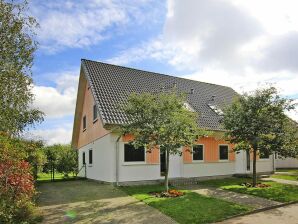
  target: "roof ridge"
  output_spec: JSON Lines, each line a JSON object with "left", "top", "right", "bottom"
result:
{"left": 81, "top": 58, "right": 235, "bottom": 90}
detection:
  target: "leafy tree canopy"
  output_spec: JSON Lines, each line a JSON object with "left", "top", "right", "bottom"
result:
{"left": 0, "top": 0, "right": 43, "bottom": 135}
{"left": 118, "top": 90, "right": 207, "bottom": 190}
{"left": 223, "top": 86, "right": 298, "bottom": 185}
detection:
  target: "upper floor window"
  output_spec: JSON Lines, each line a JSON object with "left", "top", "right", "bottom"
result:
{"left": 83, "top": 115, "right": 86, "bottom": 131}
{"left": 219, "top": 145, "right": 229, "bottom": 160}
{"left": 124, "top": 144, "right": 145, "bottom": 162}
{"left": 93, "top": 105, "right": 98, "bottom": 121}
{"left": 193, "top": 145, "right": 204, "bottom": 161}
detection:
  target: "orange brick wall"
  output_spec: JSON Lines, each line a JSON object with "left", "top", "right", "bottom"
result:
{"left": 183, "top": 137, "right": 235, "bottom": 163}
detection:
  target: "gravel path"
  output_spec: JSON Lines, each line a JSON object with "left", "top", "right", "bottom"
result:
{"left": 38, "top": 180, "right": 176, "bottom": 224}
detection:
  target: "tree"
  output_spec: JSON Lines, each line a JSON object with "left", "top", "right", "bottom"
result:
{"left": 0, "top": 0, "right": 43, "bottom": 136}
{"left": 56, "top": 145, "right": 78, "bottom": 177}
{"left": 223, "top": 87, "right": 298, "bottom": 186}
{"left": 43, "top": 144, "right": 78, "bottom": 177}
{"left": 119, "top": 91, "right": 206, "bottom": 191}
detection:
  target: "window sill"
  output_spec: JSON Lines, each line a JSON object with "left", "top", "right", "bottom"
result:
{"left": 259, "top": 158, "right": 270, "bottom": 161}
{"left": 192, "top": 160, "right": 204, "bottom": 163}
{"left": 88, "top": 164, "right": 93, "bottom": 167}
{"left": 122, "top": 161, "right": 146, "bottom": 166}
{"left": 93, "top": 118, "right": 98, "bottom": 124}
{"left": 218, "top": 159, "right": 229, "bottom": 162}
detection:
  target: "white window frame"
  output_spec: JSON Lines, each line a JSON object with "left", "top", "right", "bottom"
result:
{"left": 219, "top": 144, "right": 229, "bottom": 161}
{"left": 123, "top": 143, "right": 146, "bottom": 165}
{"left": 192, "top": 144, "right": 204, "bottom": 163}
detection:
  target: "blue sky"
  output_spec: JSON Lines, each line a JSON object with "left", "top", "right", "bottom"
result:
{"left": 28, "top": 0, "right": 298, "bottom": 144}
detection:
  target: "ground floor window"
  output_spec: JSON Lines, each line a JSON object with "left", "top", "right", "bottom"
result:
{"left": 89, "top": 149, "right": 93, "bottom": 164}
{"left": 260, "top": 151, "right": 270, "bottom": 159}
{"left": 124, "top": 144, "right": 145, "bottom": 162}
{"left": 83, "top": 152, "right": 86, "bottom": 164}
{"left": 219, "top": 145, "right": 229, "bottom": 160}
{"left": 193, "top": 145, "right": 204, "bottom": 161}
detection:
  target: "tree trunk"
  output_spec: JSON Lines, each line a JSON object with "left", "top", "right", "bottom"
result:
{"left": 252, "top": 148, "right": 257, "bottom": 187}
{"left": 164, "top": 149, "right": 170, "bottom": 192}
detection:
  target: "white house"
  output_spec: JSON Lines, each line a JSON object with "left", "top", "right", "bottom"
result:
{"left": 71, "top": 59, "right": 274, "bottom": 185}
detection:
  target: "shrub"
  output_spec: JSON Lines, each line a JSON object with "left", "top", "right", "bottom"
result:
{"left": 0, "top": 133, "right": 39, "bottom": 223}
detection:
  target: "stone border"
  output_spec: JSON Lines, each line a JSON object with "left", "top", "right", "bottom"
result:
{"left": 215, "top": 201, "right": 298, "bottom": 223}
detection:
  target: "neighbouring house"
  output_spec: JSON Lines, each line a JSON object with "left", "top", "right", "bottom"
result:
{"left": 71, "top": 59, "right": 275, "bottom": 185}
{"left": 276, "top": 157, "right": 298, "bottom": 168}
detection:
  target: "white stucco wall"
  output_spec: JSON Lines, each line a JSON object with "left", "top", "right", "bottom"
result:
{"left": 78, "top": 134, "right": 116, "bottom": 182}
{"left": 182, "top": 162, "right": 235, "bottom": 177}
{"left": 78, "top": 135, "right": 274, "bottom": 183}
{"left": 276, "top": 157, "right": 298, "bottom": 168}
{"left": 234, "top": 151, "right": 274, "bottom": 174}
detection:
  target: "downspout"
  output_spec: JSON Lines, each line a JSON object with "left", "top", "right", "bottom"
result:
{"left": 273, "top": 152, "right": 276, "bottom": 173}
{"left": 115, "top": 136, "right": 121, "bottom": 186}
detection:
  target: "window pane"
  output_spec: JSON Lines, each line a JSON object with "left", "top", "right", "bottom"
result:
{"left": 89, "top": 150, "right": 93, "bottom": 164}
{"left": 124, "top": 144, "right": 145, "bottom": 162}
{"left": 219, "top": 145, "right": 228, "bottom": 160}
{"left": 83, "top": 152, "right": 85, "bottom": 164}
{"left": 83, "top": 116, "right": 86, "bottom": 130}
{"left": 93, "top": 105, "right": 97, "bottom": 120}
{"left": 193, "top": 145, "right": 203, "bottom": 160}
{"left": 260, "top": 151, "right": 270, "bottom": 159}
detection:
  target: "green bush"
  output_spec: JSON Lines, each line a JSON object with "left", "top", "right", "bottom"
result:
{"left": 0, "top": 133, "right": 41, "bottom": 223}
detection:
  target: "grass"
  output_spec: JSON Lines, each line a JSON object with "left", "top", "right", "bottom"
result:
{"left": 200, "top": 177, "right": 298, "bottom": 202}
{"left": 276, "top": 168, "right": 298, "bottom": 174}
{"left": 121, "top": 185, "right": 251, "bottom": 224}
{"left": 37, "top": 172, "right": 76, "bottom": 182}
{"left": 272, "top": 174, "right": 298, "bottom": 181}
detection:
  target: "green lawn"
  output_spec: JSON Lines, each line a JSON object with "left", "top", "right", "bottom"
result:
{"left": 272, "top": 174, "right": 298, "bottom": 181}
{"left": 276, "top": 168, "right": 298, "bottom": 174}
{"left": 121, "top": 185, "right": 251, "bottom": 224}
{"left": 37, "top": 172, "right": 76, "bottom": 182}
{"left": 200, "top": 177, "right": 298, "bottom": 202}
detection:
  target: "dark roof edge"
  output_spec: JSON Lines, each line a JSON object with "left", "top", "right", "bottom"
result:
{"left": 81, "top": 58, "right": 237, "bottom": 91}
{"left": 81, "top": 60, "right": 107, "bottom": 126}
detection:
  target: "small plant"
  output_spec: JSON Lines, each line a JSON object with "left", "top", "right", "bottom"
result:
{"left": 240, "top": 182, "right": 271, "bottom": 188}
{"left": 150, "top": 189, "right": 184, "bottom": 198}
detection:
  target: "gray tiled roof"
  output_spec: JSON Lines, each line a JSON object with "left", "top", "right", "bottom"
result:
{"left": 81, "top": 59, "right": 238, "bottom": 130}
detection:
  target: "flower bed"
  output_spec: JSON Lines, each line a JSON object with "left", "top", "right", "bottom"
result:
{"left": 150, "top": 189, "right": 184, "bottom": 198}
{"left": 240, "top": 182, "right": 271, "bottom": 188}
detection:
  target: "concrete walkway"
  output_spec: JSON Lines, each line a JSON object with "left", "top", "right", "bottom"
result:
{"left": 219, "top": 203, "right": 298, "bottom": 224}
{"left": 38, "top": 180, "right": 176, "bottom": 224}
{"left": 262, "top": 177, "right": 298, "bottom": 186}
{"left": 178, "top": 185, "right": 281, "bottom": 209}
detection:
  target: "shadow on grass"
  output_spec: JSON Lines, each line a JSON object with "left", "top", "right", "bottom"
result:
{"left": 121, "top": 185, "right": 251, "bottom": 224}
{"left": 200, "top": 177, "right": 298, "bottom": 203}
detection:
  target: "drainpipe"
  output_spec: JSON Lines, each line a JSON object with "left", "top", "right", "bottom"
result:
{"left": 273, "top": 152, "right": 276, "bottom": 173}
{"left": 115, "top": 136, "right": 121, "bottom": 186}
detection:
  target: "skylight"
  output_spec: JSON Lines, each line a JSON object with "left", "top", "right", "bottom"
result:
{"left": 208, "top": 104, "right": 224, "bottom": 115}
{"left": 184, "top": 102, "right": 195, "bottom": 112}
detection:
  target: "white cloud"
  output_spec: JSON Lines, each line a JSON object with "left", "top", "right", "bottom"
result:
{"left": 108, "top": 0, "right": 298, "bottom": 122}
{"left": 33, "top": 69, "right": 79, "bottom": 118}
{"left": 29, "top": 127, "right": 72, "bottom": 145}
{"left": 31, "top": 0, "right": 163, "bottom": 53}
